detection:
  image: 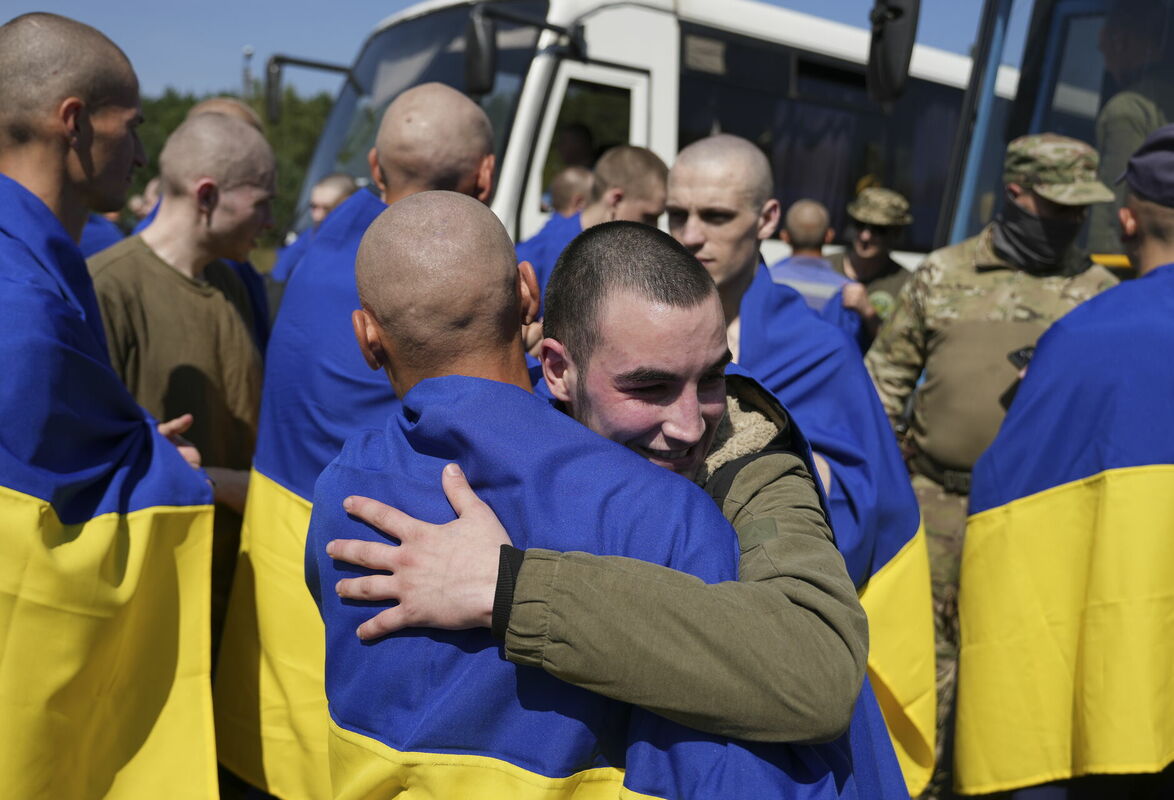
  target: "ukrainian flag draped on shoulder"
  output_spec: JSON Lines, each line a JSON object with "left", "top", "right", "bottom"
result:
{"left": 0, "top": 175, "right": 216, "bottom": 798}
{"left": 957, "top": 264, "right": 1174, "bottom": 795}
{"left": 214, "top": 188, "right": 389, "bottom": 800}
{"left": 307, "top": 375, "right": 901, "bottom": 799}
{"left": 739, "top": 263, "right": 935, "bottom": 793}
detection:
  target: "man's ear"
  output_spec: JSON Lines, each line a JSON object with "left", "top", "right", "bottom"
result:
{"left": 780, "top": 230, "right": 793, "bottom": 246}
{"left": 540, "top": 338, "right": 576, "bottom": 404}
{"left": 603, "top": 186, "right": 624, "bottom": 219}
{"left": 367, "top": 147, "right": 387, "bottom": 196}
{"left": 757, "top": 197, "right": 781, "bottom": 242}
{"left": 517, "top": 260, "right": 540, "bottom": 326}
{"left": 1118, "top": 204, "right": 1138, "bottom": 240}
{"left": 58, "top": 97, "right": 86, "bottom": 148}
{"left": 351, "top": 308, "right": 388, "bottom": 371}
{"left": 195, "top": 179, "right": 219, "bottom": 219}
{"left": 474, "top": 153, "right": 496, "bottom": 203}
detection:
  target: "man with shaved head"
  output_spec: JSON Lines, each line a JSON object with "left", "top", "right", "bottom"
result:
{"left": 517, "top": 143, "right": 668, "bottom": 306}
{"left": 130, "top": 95, "right": 274, "bottom": 349}
{"left": 213, "top": 80, "right": 497, "bottom": 799}
{"left": 548, "top": 164, "right": 592, "bottom": 216}
{"left": 309, "top": 194, "right": 898, "bottom": 798}
{"left": 0, "top": 12, "right": 218, "bottom": 797}
{"left": 664, "top": 133, "right": 935, "bottom": 793}
{"left": 770, "top": 198, "right": 848, "bottom": 311}
{"left": 271, "top": 172, "right": 359, "bottom": 284}
{"left": 89, "top": 111, "right": 275, "bottom": 649}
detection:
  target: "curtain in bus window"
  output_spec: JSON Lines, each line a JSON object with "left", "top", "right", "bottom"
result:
{"left": 903, "top": 91, "right": 959, "bottom": 250}
{"left": 771, "top": 101, "right": 858, "bottom": 231}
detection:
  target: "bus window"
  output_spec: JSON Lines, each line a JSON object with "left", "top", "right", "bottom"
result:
{"left": 1086, "top": 0, "right": 1174, "bottom": 255}
{"left": 296, "top": 1, "right": 547, "bottom": 229}
{"left": 678, "top": 23, "right": 962, "bottom": 255}
{"left": 539, "top": 79, "right": 632, "bottom": 193}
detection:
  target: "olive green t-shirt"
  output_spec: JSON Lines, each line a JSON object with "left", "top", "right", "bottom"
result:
{"left": 88, "top": 235, "right": 262, "bottom": 470}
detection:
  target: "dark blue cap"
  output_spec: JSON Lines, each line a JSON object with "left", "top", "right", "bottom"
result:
{"left": 1121, "top": 123, "right": 1174, "bottom": 206}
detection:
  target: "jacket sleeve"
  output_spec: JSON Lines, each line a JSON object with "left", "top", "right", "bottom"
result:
{"left": 865, "top": 263, "right": 930, "bottom": 427}
{"left": 503, "top": 451, "right": 868, "bottom": 743}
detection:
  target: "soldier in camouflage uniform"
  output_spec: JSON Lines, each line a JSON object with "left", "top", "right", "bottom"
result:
{"left": 827, "top": 187, "right": 914, "bottom": 343}
{"left": 864, "top": 134, "right": 1120, "bottom": 798}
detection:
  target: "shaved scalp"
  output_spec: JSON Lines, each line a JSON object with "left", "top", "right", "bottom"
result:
{"left": 591, "top": 145, "right": 668, "bottom": 203}
{"left": 375, "top": 82, "right": 493, "bottom": 194}
{"left": 545, "top": 221, "right": 717, "bottom": 368}
{"left": 784, "top": 199, "right": 831, "bottom": 250}
{"left": 158, "top": 112, "right": 275, "bottom": 197}
{"left": 315, "top": 172, "right": 358, "bottom": 197}
{"left": 0, "top": 13, "right": 136, "bottom": 146}
{"left": 187, "top": 96, "right": 263, "bottom": 132}
{"left": 356, "top": 191, "right": 518, "bottom": 372}
{"left": 550, "top": 166, "right": 593, "bottom": 215}
{"left": 675, "top": 134, "right": 774, "bottom": 208}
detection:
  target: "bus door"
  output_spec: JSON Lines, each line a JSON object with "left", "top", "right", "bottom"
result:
{"left": 512, "top": 4, "right": 676, "bottom": 242}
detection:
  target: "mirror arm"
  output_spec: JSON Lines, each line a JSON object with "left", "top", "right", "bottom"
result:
{"left": 265, "top": 54, "right": 360, "bottom": 123}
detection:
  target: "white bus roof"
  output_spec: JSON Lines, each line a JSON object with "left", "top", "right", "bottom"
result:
{"left": 366, "top": 0, "right": 1014, "bottom": 94}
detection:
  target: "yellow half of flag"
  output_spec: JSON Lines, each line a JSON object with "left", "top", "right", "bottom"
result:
{"left": 860, "top": 522, "right": 937, "bottom": 796}
{"left": 956, "top": 465, "right": 1174, "bottom": 794}
{"left": 215, "top": 469, "right": 329, "bottom": 800}
{"left": 0, "top": 485, "right": 216, "bottom": 799}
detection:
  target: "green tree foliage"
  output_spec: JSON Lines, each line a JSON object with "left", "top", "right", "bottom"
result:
{"left": 132, "top": 86, "right": 333, "bottom": 246}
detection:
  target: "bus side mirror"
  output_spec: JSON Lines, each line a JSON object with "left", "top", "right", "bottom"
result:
{"left": 466, "top": 5, "right": 497, "bottom": 97}
{"left": 867, "top": 0, "right": 920, "bottom": 103}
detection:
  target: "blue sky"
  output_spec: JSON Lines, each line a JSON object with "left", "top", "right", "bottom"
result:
{"left": 9, "top": 1, "right": 1017, "bottom": 99}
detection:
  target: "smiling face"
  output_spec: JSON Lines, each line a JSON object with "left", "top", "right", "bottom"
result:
{"left": 666, "top": 160, "right": 774, "bottom": 290}
{"left": 560, "top": 289, "right": 730, "bottom": 480}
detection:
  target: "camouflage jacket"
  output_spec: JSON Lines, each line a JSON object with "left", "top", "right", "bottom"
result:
{"left": 865, "top": 224, "right": 1118, "bottom": 471}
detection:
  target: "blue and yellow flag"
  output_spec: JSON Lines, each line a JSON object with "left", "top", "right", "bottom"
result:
{"left": 957, "top": 264, "right": 1174, "bottom": 794}
{"left": 0, "top": 175, "right": 216, "bottom": 798}
{"left": 308, "top": 375, "right": 902, "bottom": 799}
{"left": 214, "top": 189, "right": 389, "bottom": 799}
{"left": 739, "top": 263, "right": 935, "bottom": 794}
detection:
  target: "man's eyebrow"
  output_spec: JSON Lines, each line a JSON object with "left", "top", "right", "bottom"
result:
{"left": 614, "top": 367, "right": 679, "bottom": 383}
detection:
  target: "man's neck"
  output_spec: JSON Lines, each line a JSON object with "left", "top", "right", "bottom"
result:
{"left": 139, "top": 198, "right": 219, "bottom": 280}
{"left": 0, "top": 145, "right": 87, "bottom": 242}
{"left": 389, "top": 344, "right": 534, "bottom": 399}
{"left": 718, "top": 263, "right": 757, "bottom": 358}
{"left": 578, "top": 202, "right": 608, "bottom": 229}
{"left": 1131, "top": 243, "right": 1174, "bottom": 278}
{"left": 790, "top": 247, "right": 824, "bottom": 260}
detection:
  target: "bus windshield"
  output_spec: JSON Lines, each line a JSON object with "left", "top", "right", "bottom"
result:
{"left": 296, "top": 1, "right": 547, "bottom": 225}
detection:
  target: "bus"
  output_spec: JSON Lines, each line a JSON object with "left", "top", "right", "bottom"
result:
{"left": 939, "top": 0, "right": 1174, "bottom": 273}
{"left": 275, "top": 0, "right": 996, "bottom": 266}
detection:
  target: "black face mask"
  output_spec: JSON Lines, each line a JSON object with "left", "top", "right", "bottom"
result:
{"left": 992, "top": 198, "right": 1084, "bottom": 276}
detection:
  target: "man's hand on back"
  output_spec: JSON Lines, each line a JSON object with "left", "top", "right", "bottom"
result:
{"left": 329, "top": 463, "right": 511, "bottom": 639}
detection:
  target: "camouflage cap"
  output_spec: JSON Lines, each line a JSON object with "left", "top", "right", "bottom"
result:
{"left": 846, "top": 187, "right": 913, "bottom": 226}
{"left": 1002, "top": 133, "right": 1114, "bottom": 206}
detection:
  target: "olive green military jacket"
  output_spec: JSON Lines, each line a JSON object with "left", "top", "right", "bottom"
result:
{"left": 502, "top": 375, "right": 868, "bottom": 744}
{"left": 865, "top": 224, "right": 1118, "bottom": 472}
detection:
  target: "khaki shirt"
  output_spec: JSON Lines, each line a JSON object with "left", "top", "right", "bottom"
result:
{"left": 865, "top": 224, "right": 1117, "bottom": 471}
